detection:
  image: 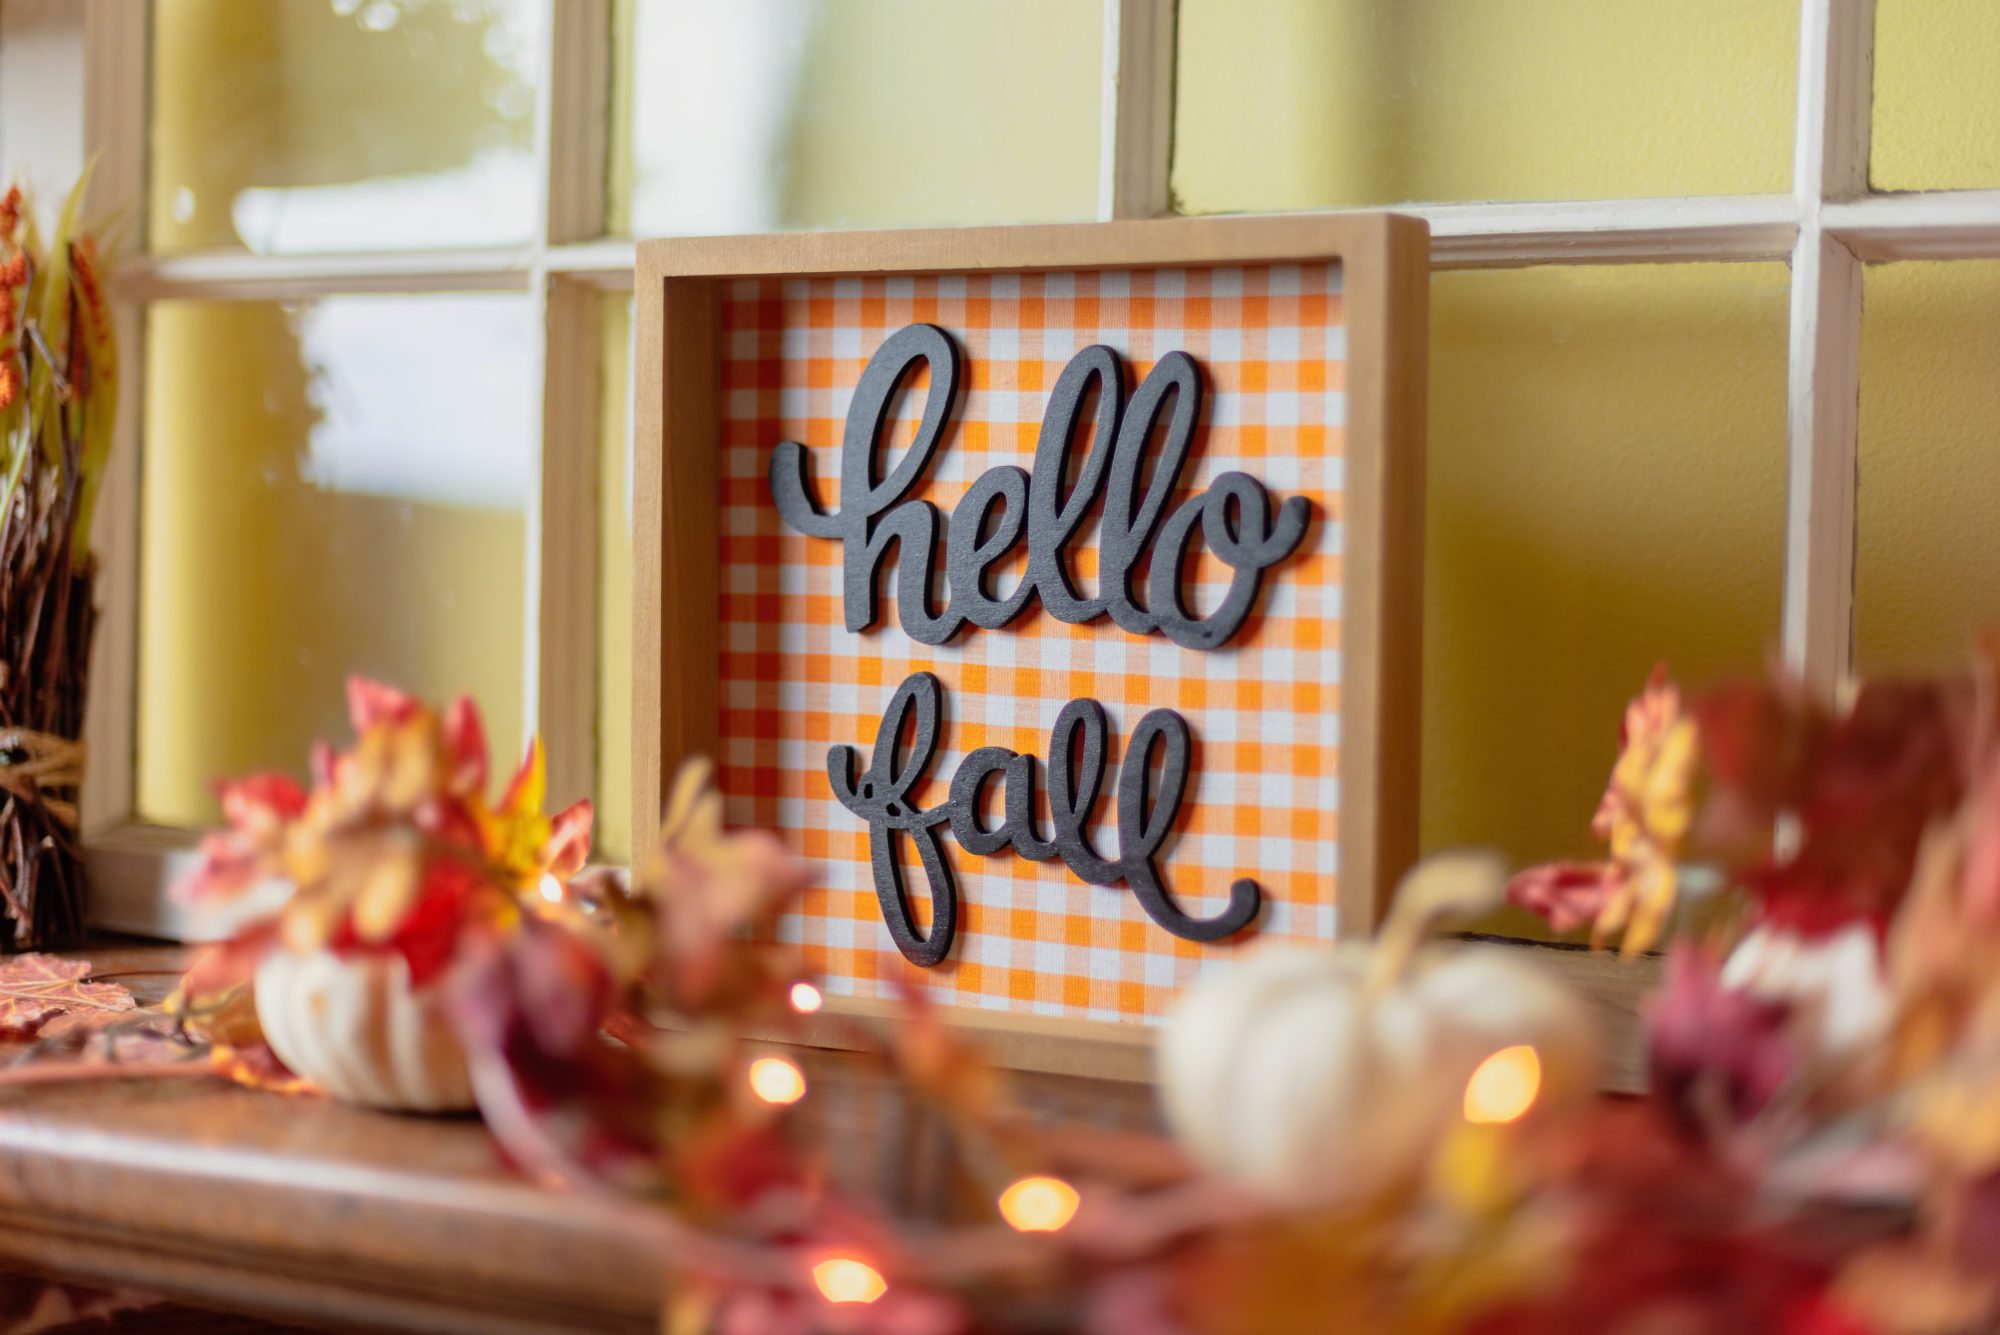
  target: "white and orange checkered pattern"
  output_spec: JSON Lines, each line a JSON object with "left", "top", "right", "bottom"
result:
{"left": 719, "top": 263, "right": 1346, "bottom": 1024}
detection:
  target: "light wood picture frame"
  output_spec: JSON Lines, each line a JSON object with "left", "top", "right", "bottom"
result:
{"left": 633, "top": 215, "right": 1430, "bottom": 1076}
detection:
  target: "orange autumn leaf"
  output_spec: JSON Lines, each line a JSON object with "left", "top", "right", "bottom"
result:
{"left": 1589, "top": 669, "right": 1700, "bottom": 956}
{"left": 345, "top": 676, "right": 424, "bottom": 732}
{"left": 1835, "top": 1241, "right": 2000, "bottom": 1335}
{"left": 886, "top": 988, "right": 1006, "bottom": 1125}
{"left": 544, "top": 799, "right": 594, "bottom": 882}
{"left": 637, "top": 760, "right": 810, "bottom": 1015}
{"left": 167, "top": 923, "right": 279, "bottom": 1049}
{"left": 441, "top": 693, "right": 488, "bottom": 795}
{"left": 481, "top": 739, "right": 593, "bottom": 891}
{"left": 0, "top": 954, "right": 136, "bottom": 1039}
{"left": 209, "top": 1042, "right": 317, "bottom": 1096}
{"left": 500, "top": 734, "right": 546, "bottom": 816}
{"left": 177, "top": 678, "right": 595, "bottom": 968}
{"left": 1509, "top": 667, "right": 1700, "bottom": 956}
{"left": 1884, "top": 780, "right": 2000, "bottom": 1175}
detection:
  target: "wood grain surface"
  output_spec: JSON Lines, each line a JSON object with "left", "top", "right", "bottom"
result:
{"left": 0, "top": 945, "right": 1157, "bottom": 1331}
{"left": 0, "top": 938, "right": 1646, "bottom": 1329}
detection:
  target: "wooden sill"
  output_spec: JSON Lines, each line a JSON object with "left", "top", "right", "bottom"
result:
{"left": 0, "top": 939, "right": 1650, "bottom": 1330}
{"left": 0, "top": 1078, "right": 671, "bottom": 1332}
{"left": 1454, "top": 937, "right": 1662, "bottom": 1093}
{"left": 0, "top": 952, "right": 670, "bottom": 1331}
{"left": 0, "top": 945, "right": 1160, "bottom": 1332}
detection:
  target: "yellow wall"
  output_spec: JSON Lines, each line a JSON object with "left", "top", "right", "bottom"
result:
{"left": 138, "top": 301, "right": 526, "bottom": 828}
{"left": 151, "top": 0, "right": 538, "bottom": 251}
{"left": 1856, "top": 262, "right": 2000, "bottom": 671}
{"left": 143, "top": 3, "right": 538, "bottom": 825}
{"left": 1172, "top": 0, "right": 1798, "bottom": 211}
{"left": 1854, "top": 3, "right": 2000, "bottom": 665}
{"left": 775, "top": 1, "right": 1099, "bottom": 228}
{"left": 609, "top": 0, "right": 1100, "bottom": 235}
{"left": 1422, "top": 266, "right": 1791, "bottom": 934}
{"left": 1167, "top": 1, "right": 1800, "bottom": 910}
{"left": 1873, "top": 0, "right": 2000, "bottom": 189}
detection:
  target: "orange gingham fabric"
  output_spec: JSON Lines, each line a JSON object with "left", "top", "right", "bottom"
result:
{"left": 719, "top": 263, "right": 1345, "bottom": 1024}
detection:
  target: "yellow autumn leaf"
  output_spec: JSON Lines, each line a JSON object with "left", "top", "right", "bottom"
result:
{"left": 351, "top": 845, "right": 424, "bottom": 942}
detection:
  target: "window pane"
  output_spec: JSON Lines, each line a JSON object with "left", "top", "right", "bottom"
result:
{"left": 138, "top": 295, "right": 534, "bottom": 827}
{"left": 1173, "top": 0, "right": 1798, "bottom": 211}
{"left": 597, "top": 295, "right": 635, "bottom": 863}
{"left": 1423, "top": 264, "right": 1790, "bottom": 936}
{"left": 1872, "top": 0, "right": 2000, "bottom": 190}
{"left": 1856, "top": 262, "right": 2000, "bottom": 671}
{"left": 149, "top": 0, "right": 545, "bottom": 254}
{"left": 609, "top": 0, "right": 1101, "bottom": 236}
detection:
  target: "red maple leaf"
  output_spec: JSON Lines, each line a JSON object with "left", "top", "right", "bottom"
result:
{"left": 0, "top": 954, "right": 136, "bottom": 1039}
{"left": 1694, "top": 674, "right": 1970, "bottom": 935}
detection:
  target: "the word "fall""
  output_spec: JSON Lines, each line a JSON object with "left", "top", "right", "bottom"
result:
{"left": 770, "top": 323, "right": 1312, "bottom": 652}
{"left": 830, "top": 672, "right": 1261, "bottom": 966}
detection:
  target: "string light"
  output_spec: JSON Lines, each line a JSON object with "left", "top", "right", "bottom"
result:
{"left": 748, "top": 1056, "right": 807, "bottom": 1105}
{"left": 789, "top": 981, "right": 823, "bottom": 1014}
{"left": 1463, "top": 1045, "right": 1542, "bottom": 1125}
{"left": 537, "top": 873, "right": 564, "bottom": 905}
{"left": 811, "top": 1257, "right": 886, "bottom": 1305}
{"left": 998, "top": 1176, "right": 1080, "bottom": 1232}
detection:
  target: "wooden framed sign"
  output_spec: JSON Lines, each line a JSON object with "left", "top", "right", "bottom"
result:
{"left": 634, "top": 216, "right": 1428, "bottom": 1073}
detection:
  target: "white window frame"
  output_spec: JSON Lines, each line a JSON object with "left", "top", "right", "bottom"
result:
{"left": 0, "top": 0, "right": 1985, "bottom": 943}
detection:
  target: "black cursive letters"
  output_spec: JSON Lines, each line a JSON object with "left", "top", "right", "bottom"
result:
{"left": 771, "top": 324, "right": 1312, "bottom": 652}
{"left": 830, "top": 672, "right": 1262, "bottom": 966}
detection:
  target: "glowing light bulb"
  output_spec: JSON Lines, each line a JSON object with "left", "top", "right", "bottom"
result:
{"left": 811, "top": 1257, "right": 886, "bottom": 1305}
{"left": 537, "top": 873, "right": 564, "bottom": 905}
{"left": 1463, "top": 1044, "right": 1542, "bottom": 1125}
{"left": 998, "top": 1176, "right": 1080, "bottom": 1232}
{"left": 789, "top": 981, "right": 823, "bottom": 1014}
{"left": 748, "top": 1056, "right": 807, "bottom": 1106}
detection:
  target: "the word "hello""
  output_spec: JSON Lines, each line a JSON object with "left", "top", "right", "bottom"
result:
{"left": 770, "top": 323, "right": 1312, "bottom": 652}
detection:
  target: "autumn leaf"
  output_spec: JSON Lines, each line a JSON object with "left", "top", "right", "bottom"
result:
{"left": 209, "top": 1042, "right": 316, "bottom": 1095}
{"left": 885, "top": 986, "right": 1006, "bottom": 1127}
{"left": 0, "top": 954, "right": 135, "bottom": 1039}
{"left": 1645, "top": 945, "right": 1798, "bottom": 1128}
{"left": 1506, "top": 668, "right": 1699, "bottom": 956}
{"left": 1834, "top": 1242, "right": 1998, "bottom": 1335}
{"left": 1, "top": 1279, "right": 158, "bottom": 1334}
{"left": 346, "top": 676, "right": 423, "bottom": 732}
{"left": 1506, "top": 861, "right": 1617, "bottom": 934}
{"left": 640, "top": 759, "right": 811, "bottom": 1015}
{"left": 1695, "top": 674, "right": 1969, "bottom": 935}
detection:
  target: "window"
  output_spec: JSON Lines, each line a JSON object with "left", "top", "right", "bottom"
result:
{"left": 5, "top": 0, "right": 1127, "bottom": 933}
{"left": 1, "top": 0, "right": 1993, "bottom": 944}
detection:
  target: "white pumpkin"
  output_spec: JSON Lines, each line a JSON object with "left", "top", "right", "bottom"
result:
{"left": 1158, "top": 855, "right": 1600, "bottom": 1206}
{"left": 1159, "top": 942, "right": 1448, "bottom": 1206}
{"left": 254, "top": 949, "right": 475, "bottom": 1112}
{"left": 1719, "top": 920, "right": 1892, "bottom": 1062}
{"left": 1410, "top": 945, "right": 1603, "bottom": 1108}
